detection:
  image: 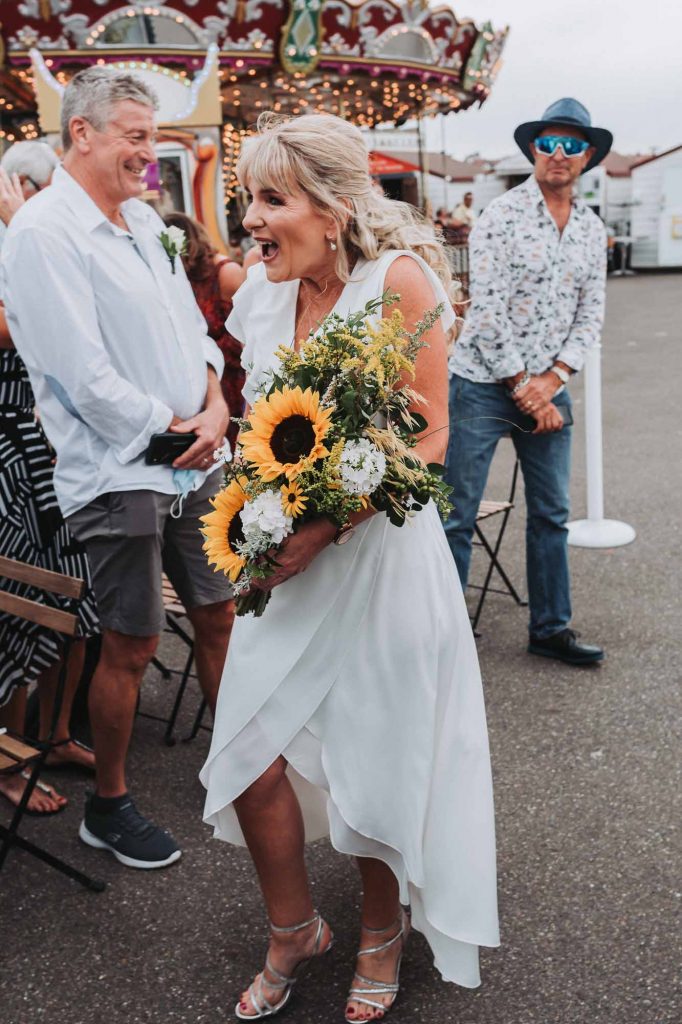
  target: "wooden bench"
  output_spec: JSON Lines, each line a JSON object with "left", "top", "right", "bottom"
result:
{"left": 0, "top": 555, "right": 105, "bottom": 892}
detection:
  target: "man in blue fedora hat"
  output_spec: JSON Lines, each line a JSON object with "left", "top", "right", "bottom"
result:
{"left": 444, "top": 98, "right": 612, "bottom": 666}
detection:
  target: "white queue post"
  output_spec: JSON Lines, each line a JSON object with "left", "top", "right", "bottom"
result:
{"left": 567, "top": 344, "right": 636, "bottom": 548}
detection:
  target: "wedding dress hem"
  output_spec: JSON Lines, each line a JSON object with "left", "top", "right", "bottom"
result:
{"left": 203, "top": 725, "right": 498, "bottom": 988}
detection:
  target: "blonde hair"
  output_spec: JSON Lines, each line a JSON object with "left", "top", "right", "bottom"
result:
{"left": 237, "top": 112, "right": 455, "bottom": 301}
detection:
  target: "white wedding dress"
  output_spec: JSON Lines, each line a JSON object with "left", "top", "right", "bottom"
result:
{"left": 200, "top": 252, "right": 499, "bottom": 987}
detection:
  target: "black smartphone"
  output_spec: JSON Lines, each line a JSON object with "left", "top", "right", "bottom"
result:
{"left": 145, "top": 431, "right": 198, "bottom": 465}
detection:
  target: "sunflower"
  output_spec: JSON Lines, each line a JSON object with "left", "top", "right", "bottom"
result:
{"left": 241, "top": 386, "right": 333, "bottom": 482}
{"left": 280, "top": 480, "right": 308, "bottom": 518}
{"left": 200, "top": 478, "right": 248, "bottom": 582}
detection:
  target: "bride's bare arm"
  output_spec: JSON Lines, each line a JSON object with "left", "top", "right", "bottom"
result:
{"left": 386, "top": 255, "right": 450, "bottom": 465}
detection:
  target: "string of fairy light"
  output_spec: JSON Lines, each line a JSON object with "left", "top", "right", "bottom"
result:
{"left": 0, "top": 69, "right": 40, "bottom": 142}
{"left": 215, "top": 64, "right": 468, "bottom": 129}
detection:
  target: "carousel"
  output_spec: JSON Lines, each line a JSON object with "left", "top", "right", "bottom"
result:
{"left": 0, "top": 1, "right": 507, "bottom": 245}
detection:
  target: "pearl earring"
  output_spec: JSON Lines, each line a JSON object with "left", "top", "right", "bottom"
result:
{"left": 329, "top": 239, "right": 337, "bottom": 252}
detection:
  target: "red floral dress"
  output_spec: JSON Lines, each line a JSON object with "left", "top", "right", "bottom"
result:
{"left": 191, "top": 259, "right": 245, "bottom": 452}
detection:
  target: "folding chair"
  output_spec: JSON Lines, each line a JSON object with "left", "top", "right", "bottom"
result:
{"left": 0, "top": 555, "right": 105, "bottom": 892}
{"left": 138, "top": 575, "right": 209, "bottom": 746}
{"left": 469, "top": 457, "right": 528, "bottom": 632}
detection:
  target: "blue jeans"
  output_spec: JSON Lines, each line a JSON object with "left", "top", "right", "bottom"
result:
{"left": 444, "top": 375, "right": 573, "bottom": 640}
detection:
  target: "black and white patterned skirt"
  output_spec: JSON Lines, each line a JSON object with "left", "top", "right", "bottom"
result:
{"left": 0, "top": 351, "right": 99, "bottom": 707}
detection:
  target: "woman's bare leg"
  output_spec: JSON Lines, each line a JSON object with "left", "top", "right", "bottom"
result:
{"left": 346, "top": 858, "right": 407, "bottom": 1022}
{"left": 0, "top": 688, "right": 66, "bottom": 812}
{"left": 39, "top": 640, "right": 95, "bottom": 770}
{"left": 232, "top": 756, "right": 332, "bottom": 1017}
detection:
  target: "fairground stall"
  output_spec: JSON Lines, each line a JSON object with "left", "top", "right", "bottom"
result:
{"left": 0, "top": 1, "right": 507, "bottom": 245}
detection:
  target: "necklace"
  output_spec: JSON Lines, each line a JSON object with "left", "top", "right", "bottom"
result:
{"left": 294, "top": 277, "right": 344, "bottom": 345}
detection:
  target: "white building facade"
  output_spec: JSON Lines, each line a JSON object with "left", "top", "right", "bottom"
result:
{"left": 630, "top": 146, "right": 682, "bottom": 268}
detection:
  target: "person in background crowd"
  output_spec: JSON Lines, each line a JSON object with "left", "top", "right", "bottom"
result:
{"left": 433, "top": 206, "right": 449, "bottom": 234}
{"left": 2, "top": 67, "right": 233, "bottom": 867}
{"left": 228, "top": 231, "right": 247, "bottom": 262}
{"left": 0, "top": 152, "right": 99, "bottom": 817}
{"left": 0, "top": 142, "right": 60, "bottom": 250}
{"left": 163, "top": 211, "right": 248, "bottom": 452}
{"left": 449, "top": 191, "right": 476, "bottom": 244}
{"left": 1, "top": 140, "right": 59, "bottom": 196}
{"left": 231, "top": 227, "right": 254, "bottom": 258}
{"left": 445, "top": 98, "right": 612, "bottom": 667}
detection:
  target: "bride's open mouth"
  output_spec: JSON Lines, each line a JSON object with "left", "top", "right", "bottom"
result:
{"left": 256, "top": 239, "right": 280, "bottom": 263}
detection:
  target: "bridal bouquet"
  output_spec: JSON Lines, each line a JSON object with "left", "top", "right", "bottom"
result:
{"left": 201, "top": 292, "right": 452, "bottom": 616}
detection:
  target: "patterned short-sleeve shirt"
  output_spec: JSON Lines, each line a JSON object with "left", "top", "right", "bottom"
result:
{"left": 450, "top": 175, "right": 607, "bottom": 383}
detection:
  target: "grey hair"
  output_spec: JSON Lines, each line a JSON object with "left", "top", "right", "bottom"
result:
{"left": 0, "top": 141, "right": 59, "bottom": 185}
{"left": 61, "top": 66, "right": 159, "bottom": 151}
{"left": 237, "top": 112, "right": 455, "bottom": 302}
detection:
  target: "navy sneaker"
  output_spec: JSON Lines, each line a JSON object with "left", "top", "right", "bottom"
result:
{"left": 79, "top": 792, "right": 181, "bottom": 869}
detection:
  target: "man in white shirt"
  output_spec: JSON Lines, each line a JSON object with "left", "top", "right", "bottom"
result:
{"left": 450, "top": 191, "right": 476, "bottom": 236}
{"left": 2, "top": 68, "right": 233, "bottom": 868}
{"left": 445, "top": 98, "right": 612, "bottom": 667}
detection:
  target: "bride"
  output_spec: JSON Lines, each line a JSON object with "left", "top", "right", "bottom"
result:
{"left": 200, "top": 112, "right": 499, "bottom": 1022}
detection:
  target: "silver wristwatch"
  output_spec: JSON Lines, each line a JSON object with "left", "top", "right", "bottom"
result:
{"left": 550, "top": 364, "right": 570, "bottom": 386}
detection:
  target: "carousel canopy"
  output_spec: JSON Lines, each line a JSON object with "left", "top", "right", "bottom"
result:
{"left": 0, "top": 1, "right": 508, "bottom": 142}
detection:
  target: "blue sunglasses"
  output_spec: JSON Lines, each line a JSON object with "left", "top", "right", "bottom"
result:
{"left": 534, "top": 135, "right": 590, "bottom": 157}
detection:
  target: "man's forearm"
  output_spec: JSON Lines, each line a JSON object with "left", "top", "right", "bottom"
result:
{"left": 205, "top": 366, "right": 226, "bottom": 409}
{"left": 504, "top": 360, "right": 573, "bottom": 390}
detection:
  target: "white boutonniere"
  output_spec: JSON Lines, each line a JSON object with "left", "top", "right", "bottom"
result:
{"left": 159, "top": 226, "right": 187, "bottom": 274}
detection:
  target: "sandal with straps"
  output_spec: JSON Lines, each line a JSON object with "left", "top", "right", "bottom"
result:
{"left": 235, "top": 910, "right": 334, "bottom": 1020}
{"left": 345, "top": 910, "right": 410, "bottom": 1022}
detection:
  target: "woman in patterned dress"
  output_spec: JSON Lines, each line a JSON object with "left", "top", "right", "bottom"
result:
{"left": 0, "top": 162, "right": 99, "bottom": 815}
{"left": 162, "top": 212, "right": 257, "bottom": 452}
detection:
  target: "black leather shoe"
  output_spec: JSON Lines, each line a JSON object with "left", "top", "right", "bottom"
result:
{"left": 528, "top": 628, "right": 604, "bottom": 666}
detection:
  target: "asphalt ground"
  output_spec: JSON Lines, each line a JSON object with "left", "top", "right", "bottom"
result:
{"left": 1, "top": 273, "right": 680, "bottom": 1024}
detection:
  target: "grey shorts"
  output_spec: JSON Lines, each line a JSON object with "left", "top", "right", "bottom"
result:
{"left": 66, "top": 475, "right": 232, "bottom": 637}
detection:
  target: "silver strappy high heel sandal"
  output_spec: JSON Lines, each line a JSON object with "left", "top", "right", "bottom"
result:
{"left": 345, "top": 910, "right": 409, "bottom": 1022}
{"left": 235, "top": 909, "right": 334, "bottom": 1020}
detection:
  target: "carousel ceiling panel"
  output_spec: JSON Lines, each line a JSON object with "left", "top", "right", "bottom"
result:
{"left": 0, "top": 1, "right": 508, "bottom": 130}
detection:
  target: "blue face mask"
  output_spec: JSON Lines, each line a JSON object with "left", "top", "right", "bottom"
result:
{"left": 170, "top": 468, "right": 199, "bottom": 518}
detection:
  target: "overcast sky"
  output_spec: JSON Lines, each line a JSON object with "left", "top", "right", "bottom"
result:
{"left": 424, "top": 0, "right": 681, "bottom": 160}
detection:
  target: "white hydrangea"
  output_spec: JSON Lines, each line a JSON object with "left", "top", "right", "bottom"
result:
{"left": 213, "top": 441, "right": 232, "bottom": 465}
{"left": 339, "top": 438, "right": 386, "bottom": 496}
{"left": 241, "top": 489, "right": 293, "bottom": 547}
